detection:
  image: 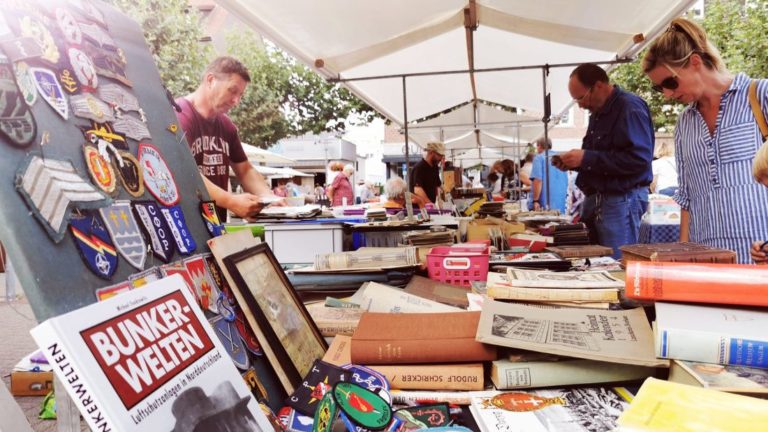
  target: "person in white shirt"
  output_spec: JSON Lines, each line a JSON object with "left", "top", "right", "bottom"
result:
{"left": 651, "top": 141, "right": 678, "bottom": 196}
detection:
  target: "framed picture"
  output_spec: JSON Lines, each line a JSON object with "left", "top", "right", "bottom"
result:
{"left": 223, "top": 243, "right": 327, "bottom": 394}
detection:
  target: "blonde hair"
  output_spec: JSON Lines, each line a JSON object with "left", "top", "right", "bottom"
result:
{"left": 642, "top": 18, "right": 725, "bottom": 73}
{"left": 753, "top": 142, "right": 768, "bottom": 182}
{"left": 343, "top": 164, "right": 355, "bottom": 175}
{"left": 655, "top": 141, "right": 675, "bottom": 158}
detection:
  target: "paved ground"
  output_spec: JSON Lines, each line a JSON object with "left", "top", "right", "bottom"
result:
{"left": 0, "top": 274, "right": 88, "bottom": 431}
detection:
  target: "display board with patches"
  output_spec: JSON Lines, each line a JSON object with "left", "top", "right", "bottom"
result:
{"left": 0, "top": 1, "right": 211, "bottom": 321}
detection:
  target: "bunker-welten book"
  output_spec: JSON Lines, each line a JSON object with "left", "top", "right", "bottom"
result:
{"left": 30, "top": 275, "right": 273, "bottom": 432}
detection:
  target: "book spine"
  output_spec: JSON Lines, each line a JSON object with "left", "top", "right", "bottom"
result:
{"left": 656, "top": 327, "right": 768, "bottom": 368}
{"left": 369, "top": 364, "right": 484, "bottom": 391}
{"left": 350, "top": 338, "right": 496, "bottom": 365}
{"left": 488, "top": 285, "right": 618, "bottom": 302}
{"left": 390, "top": 389, "right": 500, "bottom": 406}
{"left": 31, "top": 322, "right": 117, "bottom": 432}
{"left": 491, "top": 359, "right": 653, "bottom": 389}
{"left": 627, "top": 262, "right": 768, "bottom": 307}
{"left": 314, "top": 320, "right": 359, "bottom": 337}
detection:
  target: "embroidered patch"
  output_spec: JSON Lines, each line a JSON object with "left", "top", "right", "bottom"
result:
{"left": 313, "top": 393, "right": 338, "bottom": 432}
{"left": 67, "top": 0, "right": 107, "bottom": 28}
{"left": 13, "top": 62, "right": 37, "bottom": 106}
{"left": 394, "top": 404, "right": 450, "bottom": 429}
{"left": 332, "top": 382, "right": 392, "bottom": 430}
{"left": 139, "top": 143, "right": 179, "bottom": 206}
{"left": 69, "top": 210, "right": 118, "bottom": 280}
{"left": 83, "top": 144, "right": 117, "bottom": 195}
{"left": 204, "top": 253, "right": 233, "bottom": 303}
{"left": 0, "top": 37, "right": 42, "bottom": 62}
{"left": 341, "top": 365, "right": 390, "bottom": 394}
{"left": 128, "top": 266, "right": 161, "bottom": 288}
{"left": 99, "top": 200, "right": 146, "bottom": 270}
{"left": 97, "top": 83, "right": 140, "bottom": 112}
{"left": 31, "top": 67, "right": 68, "bottom": 119}
{"left": 160, "top": 205, "right": 195, "bottom": 255}
{"left": 56, "top": 8, "right": 82, "bottom": 45}
{"left": 70, "top": 93, "right": 113, "bottom": 122}
{"left": 159, "top": 262, "right": 199, "bottom": 303}
{"left": 68, "top": 47, "right": 98, "bottom": 91}
{"left": 288, "top": 359, "right": 348, "bottom": 417}
{"left": 200, "top": 200, "right": 223, "bottom": 237}
{"left": 19, "top": 16, "right": 59, "bottom": 64}
{"left": 234, "top": 307, "right": 260, "bottom": 354}
{"left": 82, "top": 42, "right": 131, "bottom": 87}
{"left": 115, "top": 150, "right": 144, "bottom": 197}
{"left": 0, "top": 62, "right": 36, "bottom": 147}
{"left": 81, "top": 121, "right": 128, "bottom": 150}
{"left": 209, "top": 314, "right": 250, "bottom": 370}
{"left": 183, "top": 254, "right": 220, "bottom": 312}
{"left": 58, "top": 69, "right": 78, "bottom": 94}
{"left": 113, "top": 113, "right": 151, "bottom": 141}
{"left": 15, "top": 154, "right": 110, "bottom": 242}
{"left": 79, "top": 21, "right": 115, "bottom": 49}
{"left": 132, "top": 200, "right": 175, "bottom": 263}
{"left": 94, "top": 280, "right": 131, "bottom": 302}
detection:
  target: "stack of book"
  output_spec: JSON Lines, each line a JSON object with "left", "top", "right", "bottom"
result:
{"left": 541, "top": 222, "right": 591, "bottom": 246}
{"left": 619, "top": 241, "right": 737, "bottom": 267}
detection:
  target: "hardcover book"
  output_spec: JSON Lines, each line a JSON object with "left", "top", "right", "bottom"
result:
{"left": 545, "top": 245, "right": 614, "bottom": 258}
{"left": 626, "top": 261, "right": 768, "bottom": 307}
{"left": 668, "top": 359, "right": 768, "bottom": 395}
{"left": 30, "top": 275, "right": 273, "bottom": 431}
{"left": 654, "top": 302, "right": 768, "bottom": 368}
{"left": 619, "top": 242, "right": 736, "bottom": 267}
{"left": 491, "top": 358, "right": 654, "bottom": 390}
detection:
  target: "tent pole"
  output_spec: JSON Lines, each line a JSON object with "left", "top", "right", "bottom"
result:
{"left": 403, "top": 76, "right": 415, "bottom": 221}
{"left": 542, "top": 65, "right": 551, "bottom": 211}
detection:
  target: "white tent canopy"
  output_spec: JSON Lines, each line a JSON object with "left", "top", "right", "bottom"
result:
{"left": 242, "top": 143, "right": 295, "bottom": 165}
{"left": 450, "top": 147, "right": 504, "bottom": 168}
{"left": 216, "top": 0, "right": 694, "bottom": 135}
{"left": 252, "top": 166, "right": 313, "bottom": 179}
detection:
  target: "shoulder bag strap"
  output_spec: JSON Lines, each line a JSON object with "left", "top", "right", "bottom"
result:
{"left": 748, "top": 80, "right": 768, "bottom": 141}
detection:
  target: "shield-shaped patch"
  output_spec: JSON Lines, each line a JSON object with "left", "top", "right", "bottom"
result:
{"left": 30, "top": 67, "right": 68, "bottom": 119}
{"left": 132, "top": 200, "right": 174, "bottom": 263}
{"left": 69, "top": 210, "right": 118, "bottom": 280}
{"left": 99, "top": 200, "right": 146, "bottom": 270}
{"left": 209, "top": 314, "right": 250, "bottom": 370}
{"left": 160, "top": 205, "right": 196, "bottom": 255}
{"left": 0, "top": 61, "right": 36, "bottom": 147}
{"left": 115, "top": 150, "right": 144, "bottom": 197}
{"left": 183, "top": 254, "right": 220, "bottom": 313}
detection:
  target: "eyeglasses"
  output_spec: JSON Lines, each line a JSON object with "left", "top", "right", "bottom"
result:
{"left": 651, "top": 63, "right": 682, "bottom": 93}
{"left": 573, "top": 87, "right": 592, "bottom": 102}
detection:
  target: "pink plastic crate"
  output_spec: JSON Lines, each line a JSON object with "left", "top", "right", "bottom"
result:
{"left": 426, "top": 245, "right": 489, "bottom": 287}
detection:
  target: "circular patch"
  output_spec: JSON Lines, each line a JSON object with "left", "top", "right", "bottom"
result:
{"left": 114, "top": 151, "right": 144, "bottom": 197}
{"left": 13, "top": 62, "right": 37, "bottom": 106}
{"left": 84, "top": 144, "right": 117, "bottom": 195}
{"left": 138, "top": 142, "right": 180, "bottom": 206}
{"left": 68, "top": 47, "right": 98, "bottom": 90}
{"left": 313, "top": 393, "right": 338, "bottom": 432}
{"left": 332, "top": 382, "right": 392, "bottom": 430}
{"left": 56, "top": 8, "right": 82, "bottom": 45}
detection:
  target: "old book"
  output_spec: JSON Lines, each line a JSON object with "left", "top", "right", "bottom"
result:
{"left": 487, "top": 272, "right": 619, "bottom": 302}
{"left": 626, "top": 261, "right": 768, "bottom": 307}
{"left": 29, "top": 276, "right": 273, "bottom": 431}
{"left": 491, "top": 358, "right": 654, "bottom": 390}
{"left": 305, "top": 302, "right": 364, "bottom": 336}
{"left": 489, "top": 252, "right": 571, "bottom": 271}
{"left": 617, "top": 377, "right": 768, "bottom": 431}
{"left": 619, "top": 242, "right": 737, "bottom": 267}
{"left": 314, "top": 247, "right": 418, "bottom": 270}
{"left": 403, "top": 275, "right": 470, "bottom": 308}
{"left": 668, "top": 359, "right": 768, "bottom": 395}
{"left": 476, "top": 300, "right": 667, "bottom": 367}
{"left": 390, "top": 389, "right": 500, "bottom": 406}
{"left": 348, "top": 281, "right": 462, "bottom": 313}
{"left": 351, "top": 311, "right": 497, "bottom": 364}
{"left": 470, "top": 387, "right": 634, "bottom": 432}
{"left": 545, "top": 244, "right": 614, "bottom": 258}
{"left": 503, "top": 268, "right": 623, "bottom": 289}
{"left": 654, "top": 302, "right": 768, "bottom": 368}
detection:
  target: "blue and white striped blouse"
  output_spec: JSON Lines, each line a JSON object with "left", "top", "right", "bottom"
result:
{"left": 674, "top": 73, "right": 768, "bottom": 263}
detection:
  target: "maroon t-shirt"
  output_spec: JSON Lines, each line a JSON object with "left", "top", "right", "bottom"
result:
{"left": 175, "top": 98, "right": 247, "bottom": 192}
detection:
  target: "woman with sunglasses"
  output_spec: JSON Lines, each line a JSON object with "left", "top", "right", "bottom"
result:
{"left": 643, "top": 17, "right": 768, "bottom": 264}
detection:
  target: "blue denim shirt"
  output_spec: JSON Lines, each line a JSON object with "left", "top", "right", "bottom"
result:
{"left": 576, "top": 86, "right": 654, "bottom": 196}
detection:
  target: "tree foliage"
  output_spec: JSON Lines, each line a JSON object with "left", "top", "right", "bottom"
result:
{"left": 610, "top": 0, "right": 768, "bottom": 132}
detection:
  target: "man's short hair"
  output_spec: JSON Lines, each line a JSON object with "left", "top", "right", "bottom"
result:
{"left": 203, "top": 56, "right": 251, "bottom": 83}
{"left": 385, "top": 176, "right": 408, "bottom": 199}
{"left": 570, "top": 63, "right": 609, "bottom": 87}
{"left": 534, "top": 137, "right": 552, "bottom": 150}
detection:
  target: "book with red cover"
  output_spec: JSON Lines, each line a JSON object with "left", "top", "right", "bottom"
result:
{"left": 626, "top": 261, "right": 768, "bottom": 307}
{"left": 350, "top": 312, "right": 497, "bottom": 365}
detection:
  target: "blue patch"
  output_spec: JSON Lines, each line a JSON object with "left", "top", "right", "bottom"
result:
{"left": 209, "top": 314, "right": 250, "bottom": 370}
{"left": 132, "top": 200, "right": 174, "bottom": 263}
{"left": 161, "top": 205, "right": 196, "bottom": 255}
{"left": 200, "top": 200, "right": 223, "bottom": 237}
{"left": 342, "top": 364, "right": 391, "bottom": 393}
{"left": 69, "top": 211, "right": 117, "bottom": 280}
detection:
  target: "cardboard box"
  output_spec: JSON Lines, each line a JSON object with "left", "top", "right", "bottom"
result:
{"left": 10, "top": 370, "right": 54, "bottom": 396}
{"left": 466, "top": 218, "right": 525, "bottom": 241}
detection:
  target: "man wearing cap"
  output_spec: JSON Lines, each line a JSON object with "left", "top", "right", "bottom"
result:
{"left": 410, "top": 142, "right": 445, "bottom": 204}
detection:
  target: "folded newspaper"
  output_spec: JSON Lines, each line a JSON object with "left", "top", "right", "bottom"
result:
{"left": 505, "top": 268, "right": 624, "bottom": 288}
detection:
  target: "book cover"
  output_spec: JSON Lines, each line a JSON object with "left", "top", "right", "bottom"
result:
{"left": 617, "top": 377, "right": 768, "bottom": 431}
{"left": 491, "top": 358, "right": 654, "bottom": 390}
{"left": 470, "top": 387, "right": 634, "bottom": 432}
{"left": 504, "top": 268, "right": 623, "bottom": 289}
{"left": 487, "top": 272, "right": 619, "bottom": 302}
{"left": 348, "top": 282, "right": 462, "bottom": 313}
{"left": 619, "top": 242, "right": 736, "bottom": 266}
{"left": 476, "top": 300, "right": 667, "bottom": 367}
{"left": 351, "top": 312, "right": 497, "bottom": 365}
{"left": 544, "top": 245, "right": 614, "bottom": 258}
{"left": 403, "top": 275, "right": 470, "bottom": 308}
{"left": 305, "top": 303, "right": 364, "bottom": 336}
{"left": 668, "top": 359, "right": 768, "bottom": 395}
{"left": 29, "top": 275, "right": 273, "bottom": 431}
{"left": 626, "top": 261, "right": 768, "bottom": 307}
{"left": 654, "top": 302, "right": 768, "bottom": 368}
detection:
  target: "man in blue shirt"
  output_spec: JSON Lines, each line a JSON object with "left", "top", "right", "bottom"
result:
{"left": 529, "top": 137, "right": 568, "bottom": 213}
{"left": 553, "top": 63, "right": 654, "bottom": 259}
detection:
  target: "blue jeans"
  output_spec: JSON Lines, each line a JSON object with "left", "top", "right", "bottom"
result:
{"left": 581, "top": 187, "right": 648, "bottom": 259}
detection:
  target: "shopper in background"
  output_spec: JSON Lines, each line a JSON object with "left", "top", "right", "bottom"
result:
{"left": 529, "top": 137, "right": 569, "bottom": 213}
{"left": 651, "top": 141, "right": 678, "bottom": 196}
{"left": 555, "top": 62, "right": 654, "bottom": 259}
{"left": 644, "top": 17, "right": 768, "bottom": 264}
{"left": 410, "top": 142, "right": 445, "bottom": 204}
{"left": 328, "top": 164, "right": 355, "bottom": 207}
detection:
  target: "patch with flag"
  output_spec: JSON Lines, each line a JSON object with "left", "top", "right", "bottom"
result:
{"left": 69, "top": 210, "right": 118, "bottom": 280}
{"left": 0, "top": 61, "right": 36, "bottom": 147}
{"left": 94, "top": 280, "right": 131, "bottom": 302}
{"left": 159, "top": 262, "right": 199, "bottom": 304}
{"left": 99, "top": 200, "right": 146, "bottom": 270}
{"left": 139, "top": 143, "right": 179, "bottom": 206}
{"left": 15, "top": 154, "right": 110, "bottom": 242}
{"left": 209, "top": 314, "right": 250, "bottom": 370}
{"left": 200, "top": 200, "right": 223, "bottom": 237}
{"left": 160, "top": 205, "right": 196, "bottom": 255}
{"left": 30, "top": 67, "right": 68, "bottom": 119}
{"left": 183, "top": 254, "right": 220, "bottom": 313}
{"left": 132, "top": 200, "right": 174, "bottom": 263}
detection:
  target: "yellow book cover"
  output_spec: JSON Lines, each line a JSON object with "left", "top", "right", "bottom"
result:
{"left": 617, "top": 377, "right": 768, "bottom": 431}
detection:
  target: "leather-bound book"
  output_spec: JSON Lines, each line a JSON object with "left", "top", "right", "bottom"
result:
{"left": 619, "top": 242, "right": 736, "bottom": 267}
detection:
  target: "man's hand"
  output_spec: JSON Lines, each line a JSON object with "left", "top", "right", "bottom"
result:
{"left": 553, "top": 149, "right": 584, "bottom": 170}
{"left": 227, "top": 193, "right": 265, "bottom": 218}
{"left": 751, "top": 241, "right": 768, "bottom": 264}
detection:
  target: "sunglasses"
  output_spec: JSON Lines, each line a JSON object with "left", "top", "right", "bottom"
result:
{"left": 651, "top": 64, "right": 681, "bottom": 93}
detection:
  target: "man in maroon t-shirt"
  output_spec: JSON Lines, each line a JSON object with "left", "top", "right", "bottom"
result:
{"left": 176, "top": 56, "right": 278, "bottom": 219}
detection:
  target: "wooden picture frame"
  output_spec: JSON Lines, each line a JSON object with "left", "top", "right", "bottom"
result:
{"left": 223, "top": 243, "right": 327, "bottom": 394}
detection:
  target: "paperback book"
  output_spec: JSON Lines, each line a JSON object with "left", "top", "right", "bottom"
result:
{"left": 668, "top": 359, "right": 768, "bottom": 395}
{"left": 504, "top": 268, "right": 623, "bottom": 289}
{"left": 30, "top": 275, "right": 273, "bottom": 431}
